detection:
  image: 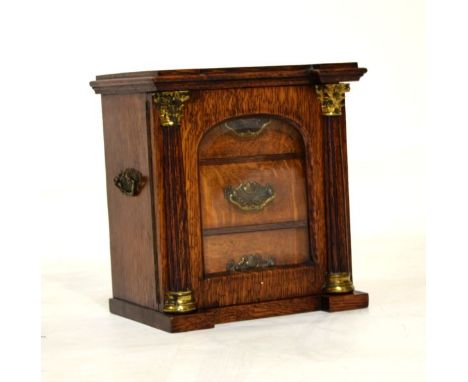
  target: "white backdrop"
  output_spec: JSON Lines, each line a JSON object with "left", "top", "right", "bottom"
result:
{"left": 0, "top": 0, "right": 449, "bottom": 380}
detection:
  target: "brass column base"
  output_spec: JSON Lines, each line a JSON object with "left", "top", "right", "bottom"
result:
{"left": 324, "top": 272, "right": 354, "bottom": 294}
{"left": 163, "top": 290, "right": 197, "bottom": 313}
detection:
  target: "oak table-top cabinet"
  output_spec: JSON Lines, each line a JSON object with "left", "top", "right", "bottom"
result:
{"left": 90, "top": 63, "right": 368, "bottom": 333}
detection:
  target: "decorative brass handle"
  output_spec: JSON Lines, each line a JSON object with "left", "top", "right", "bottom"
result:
{"left": 114, "top": 168, "right": 145, "bottom": 196}
{"left": 224, "top": 117, "right": 271, "bottom": 138}
{"left": 224, "top": 181, "right": 276, "bottom": 211}
{"left": 226, "top": 254, "right": 275, "bottom": 272}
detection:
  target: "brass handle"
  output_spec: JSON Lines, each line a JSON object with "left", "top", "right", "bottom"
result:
{"left": 114, "top": 168, "right": 145, "bottom": 196}
{"left": 224, "top": 181, "right": 276, "bottom": 211}
{"left": 224, "top": 117, "right": 271, "bottom": 138}
{"left": 226, "top": 254, "right": 275, "bottom": 272}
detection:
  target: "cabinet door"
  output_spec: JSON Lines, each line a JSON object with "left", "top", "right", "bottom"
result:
{"left": 199, "top": 116, "right": 310, "bottom": 275}
{"left": 182, "top": 86, "right": 326, "bottom": 308}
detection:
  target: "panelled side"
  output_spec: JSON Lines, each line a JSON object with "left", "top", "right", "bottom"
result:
{"left": 101, "top": 94, "right": 158, "bottom": 309}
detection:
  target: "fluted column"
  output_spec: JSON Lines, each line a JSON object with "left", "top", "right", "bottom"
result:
{"left": 316, "top": 84, "right": 354, "bottom": 294}
{"left": 154, "top": 91, "right": 196, "bottom": 312}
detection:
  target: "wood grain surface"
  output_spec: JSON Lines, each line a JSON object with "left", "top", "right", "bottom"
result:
{"left": 198, "top": 118, "right": 304, "bottom": 159}
{"left": 109, "top": 291, "right": 368, "bottom": 332}
{"left": 109, "top": 295, "right": 324, "bottom": 333}
{"left": 321, "top": 291, "right": 369, "bottom": 312}
{"left": 199, "top": 159, "right": 308, "bottom": 229}
{"left": 203, "top": 220, "right": 308, "bottom": 236}
{"left": 180, "top": 85, "right": 325, "bottom": 309}
{"left": 90, "top": 63, "right": 367, "bottom": 94}
{"left": 94, "top": 63, "right": 369, "bottom": 331}
{"left": 109, "top": 298, "right": 215, "bottom": 333}
{"left": 101, "top": 94, "right": 157, "bottom": 308}
{"left": 160, "top": 118, "right": 192, "bottom": 292}
{"left": 203, "top": 227, "right": 310, "bottom": 274}
{"left": 323, "top": 115, "right": 353, "bottom": 274}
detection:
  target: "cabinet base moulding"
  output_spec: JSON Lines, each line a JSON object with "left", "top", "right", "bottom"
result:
{"left": 109, "top": 292, "right": 368, "bottom": 333}
{"left": 321, "top": 291, "right": 369, "bottom": 312}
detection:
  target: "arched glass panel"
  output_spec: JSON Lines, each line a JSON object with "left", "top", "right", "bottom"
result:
{"left": 198, "top": 116, "right": 311, "bottom": 275}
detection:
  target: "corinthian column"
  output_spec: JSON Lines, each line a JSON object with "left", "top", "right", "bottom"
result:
{"left": 316, "top": 83, "right": 354, "bottom": 294}
{"left": 154, "top": 91, "right": 197, "bottom": 313}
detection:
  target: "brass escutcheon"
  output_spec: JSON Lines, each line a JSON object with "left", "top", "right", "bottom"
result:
{"left": 226, "top": 254, "right": 275, "bottom": 272}
{"left": 114, "top": 168, "right": 145, "bottom": 196}
{"left": 224, "top": 181, "right": 276, "bottom": 211}
{"left": 224, "top": 117, "right": 271, "bottom": 138}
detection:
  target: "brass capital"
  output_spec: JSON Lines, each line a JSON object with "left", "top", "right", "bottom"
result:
{"left": 315, "top": 83, "right": 350, "bottom": 116}
{"left": 153, "top": 91, "right": 190, "bottom": 127}
{"left": 163, "top": 290, "right": 196, "bottom": 313}
{"left": 323, "top": 272, "right": 354, "bottom": 294}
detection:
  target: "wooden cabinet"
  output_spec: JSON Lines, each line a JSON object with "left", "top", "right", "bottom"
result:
{"left": 90, "top": 63, "right": 369, "bottom": 332}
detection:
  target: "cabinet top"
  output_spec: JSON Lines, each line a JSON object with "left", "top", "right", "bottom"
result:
{"left": 90, "top": 62, "right": 366, "bottom": 95}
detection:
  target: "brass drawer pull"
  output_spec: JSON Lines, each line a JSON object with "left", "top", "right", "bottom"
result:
{"left": 114, "top": 168, "right": 145, "bottom": 196}
{"left": 226, "top": 254, "right": 275, "bottom": 272}
{"left": 224, "top": 181, "right": 276, "bottom": 211}
{"left": 224, "top": 117, "right": 271, "bottom": 138}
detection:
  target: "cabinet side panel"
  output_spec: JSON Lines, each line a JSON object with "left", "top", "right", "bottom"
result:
{"left": 101, "top": 94, "right": 157, "bottom": 309}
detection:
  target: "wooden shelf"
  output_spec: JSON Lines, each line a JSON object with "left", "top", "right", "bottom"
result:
{"left": 199, "top": 152, "right": 304, "bottom": 166}
{"left": 203, "top": 220, "right": 308, "bottom": 236}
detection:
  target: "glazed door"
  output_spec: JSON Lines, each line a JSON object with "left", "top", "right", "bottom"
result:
{"left": 199, "top": 116, "right": 310, "bottom": 274}
{"left": 182, "top": 86, "right": 326, "bottom": 308}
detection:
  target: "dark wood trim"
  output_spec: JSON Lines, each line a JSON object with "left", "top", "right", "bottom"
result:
{"left": 323, "top": 115, "right": 352, "bottom": 274}
{"left": 145, "top": 98, "right": 160, "bottom": 305}
{"left": 109, "top": 298, "right": 215, "bottom": 333}
{"left": 213, "top": 295, "right": 321, "bottom": 324}
{"left": 161, "top": 121, "right": 192, "bottom": 292}
{"left": 109, "top": 295, "right": 319, "bottom": 333}
{"left": 153, "top": 78, "right": 308, "bottom": 92}
{"left": 203, "top": 220, "right": 308, "bottom": 236}
{"left": 90, "top": 77, "right": 157, "bottom": 95}
{"left": 90, "top": 63, "right": 367, "bottom": 94}
{"left": 95, "top": 63, "right": 358, "bottom": 80}
{"left": 309, "top": 63, "right": 367, "bottom": 84}
{"left": 150, "top": 98, "right": 169, "bottom": 309}
{"left": 199, "top": 152, "right": 304, "bottom": 166}
{"left": 204, "top": 262, "right": 313, "bottom": 279}
{"left": 321, "top": 291, "right": 369, "bottom": 312}
{"left": 95, "top": 65, "right": 312, "bottom": 80}
{"left": 110, "top": 291, "right": 368, "bottom": 332}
